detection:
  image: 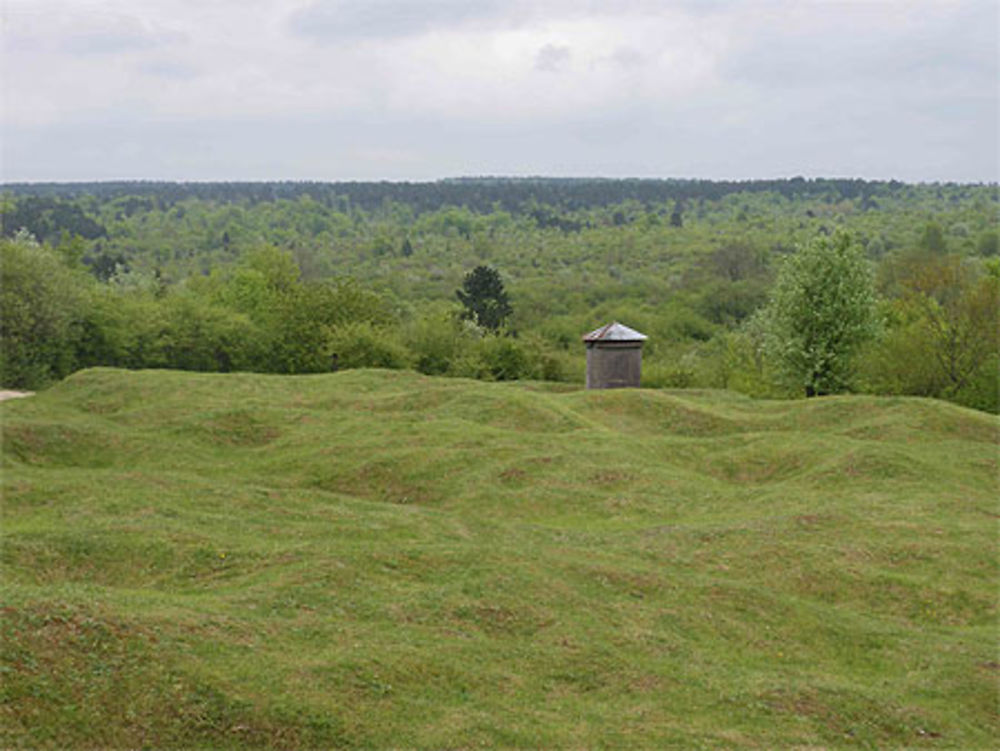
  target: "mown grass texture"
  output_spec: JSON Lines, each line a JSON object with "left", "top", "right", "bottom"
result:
{"left": 1, "top": 367, "right": 997, "bottom": 749}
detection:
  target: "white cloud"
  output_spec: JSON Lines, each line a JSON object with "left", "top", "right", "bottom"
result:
{"left": 535, "top": 44, "right": 571, "bottom": 73}
{"left": 287, "top": 0, "right": 510, "bottom": 42}
{"left": 1, "top": 0, "right": 996, "bottom": 181}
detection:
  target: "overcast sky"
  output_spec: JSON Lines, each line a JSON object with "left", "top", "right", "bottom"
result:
{"left": 2, "top": 0, "right": 997, "bottom": 182}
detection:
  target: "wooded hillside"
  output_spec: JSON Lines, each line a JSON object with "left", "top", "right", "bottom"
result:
{"left": 2, "top": 178, "right": 997, "bottom": 411}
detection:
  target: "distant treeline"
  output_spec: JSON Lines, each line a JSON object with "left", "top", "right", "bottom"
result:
{"left": 1, "top": 176, "right": 973, "bottom": 216}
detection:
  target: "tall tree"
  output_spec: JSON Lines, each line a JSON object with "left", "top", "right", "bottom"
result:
{"left": 669, "top": 201, "right": 684, "bottom": 228}
{"left": 897, "top": 254, "right": 997, "bottom": 397}
{"left": 0, "top": 233, "right": 88, "bottom": 388}
{"left": 456, "top": 265, "right": 512, "bottom": 333}
{"left": 917, "top": 221, "right": 947, "bottom": 255}
{"left": 760, "top": 231, "right": 879, "bottom": 396}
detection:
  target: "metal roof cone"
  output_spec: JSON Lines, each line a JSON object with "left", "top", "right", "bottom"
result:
{"left": 582, "top": 321, "right": 648, "bottom": 342}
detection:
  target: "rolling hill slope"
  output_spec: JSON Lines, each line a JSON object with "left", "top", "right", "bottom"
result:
{"left": 2, "top": 368, "right": 997, "bottom": 748}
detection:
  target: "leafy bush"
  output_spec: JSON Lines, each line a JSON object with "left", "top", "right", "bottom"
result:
{"left": 158, "top": 295, "right": 264, "bottom": 372}
{"left": 952, "top": 354, "right": 999, "bottom": 413}
{"left": 76, "top": 289, "right": 265, "bottom": 373}
{"left": 404, "top": 311, "right": 472, "bottom": 376}
{"left": 75, "top": 289, "right": 166, "bottom": 370}
{"left": 478, "top": 336, "right": 539, "bottom": 381}
{"left": 0, "top": 235, "right": 88, "bottom": 388}
{"left": 696, "top": 279, "right": 768, "bottom": 326}
{"left": 326, "top": 322, "right": 411, "bottom": 371}
{"left": 446, "top": 334, "right": 543, "bottom": 382}
{"left": 643, "top": 359, "right": 696, "bottom": 389}
{"left": 859, "top": 255, "right": 998, "bottom": 412}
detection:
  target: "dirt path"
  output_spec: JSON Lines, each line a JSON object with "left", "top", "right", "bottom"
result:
{"left": 0, "top": 390, "right": 34, "bottom": 402}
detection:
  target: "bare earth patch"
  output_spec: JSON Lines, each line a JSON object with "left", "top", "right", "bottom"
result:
{"left": 0, "top": 391, "right": 34, "bottom": 401}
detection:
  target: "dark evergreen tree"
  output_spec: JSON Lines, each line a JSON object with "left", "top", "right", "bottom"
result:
{"left": 670, "top": 201, "right": 684, "bottom": 227}
{"left": 86, "top": 250, "right": 128, "bottom": 282}
{"left": 456, "top": 265, "right": 512, "bottom": 332}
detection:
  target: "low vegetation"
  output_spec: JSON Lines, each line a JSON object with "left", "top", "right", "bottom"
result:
{"left": 2, "top": 178, "right": 998, "bottom": 412}
{"left": 2, "top": 368, "right": 997, "bottom": 748}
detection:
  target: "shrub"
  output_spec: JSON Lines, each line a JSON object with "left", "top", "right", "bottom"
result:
{"left": 642, "top": 359, "right": 696, "bottom": 389}
{"left": 158, "top": 295, "right": 264, "bottom": 372}
{"left": 0, "top": 236, "right": 88, "bottom": 388}
{"left": 478, "top": 336, "right": 538, "bottom": 381}
{"left": 404, "top": 312, "right": 471, "bottom": 376}
{"left": 75, "top": 289, "right": 166, "bottom": 370}
{"left": 326, "top": 323, "right": 411, "bottom": 371}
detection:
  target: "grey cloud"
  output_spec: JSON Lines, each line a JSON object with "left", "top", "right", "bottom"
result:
{"left": 137, "top": 60, "right": 201, "bottom": 80}
{"left": 535, "top": 44, "right": 571, "bottom": 72}
{"left": 63, "top": 32, "right": 159, "bottom": 56}
{"left": 725, "top": 1, "right": 997, "bottom": 91}
{"left": 3, "top": 0, "right": 996, "bottom": 182}
{"left": 285, "top": 0, "right": 685, "bottom": 43}
{"left": 608, "top": 46, "right": 645, "bottom": 68}
{"left": 882, "top": 5, "right": 998, "bottom": 86}
{"left": 59, "top": 17, "right": 185, "bottom": 58}
{"left": 731, "top": 39, "right": 995, "bottom": 93}
{"left": 288, "top": 0, "right": 508, "bottom": 42}
{"left": 5, "top": 83, "right": 995, "bottom": 183}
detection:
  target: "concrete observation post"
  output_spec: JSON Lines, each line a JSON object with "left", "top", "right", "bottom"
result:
{"left": 582, "top": 322, "right": 648, "bottom": 389}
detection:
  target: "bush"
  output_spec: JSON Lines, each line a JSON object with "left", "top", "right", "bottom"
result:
{"left": 404, "top": 312, "right": 471, "bottom": 376}
{"left": 855, "top": 322, "right": 945, "bottom": 398}
{"left": 952, "top": 354, "right": 999, "bottom": 413}
{"left": 326, "top": 323, "right": 411, "bottom": 371}
{"left": 76, "top": 289, "right": 165, "bottom": 370}
{"left": 75, "top": 289, "right": 266, "bottom": 374}
{"left": 696, "top": 279, "right": 768, "bottom": 326}
{"left": 642, "top": 360, "right": 696, "bottom": 389}
{"left": 0, "top": 236, "right": 88, "bottom": 388}
{"left": 158, "top": 295, "right": 264, "bottom": 372}
{"left": 445, "top": 334, "right": 546, "bottom": 382}
{"left": 859, "top": 256, "right": 998, "bottom": 412}
{"left": 478, "top": 336, "right": 535, "bottom": 381}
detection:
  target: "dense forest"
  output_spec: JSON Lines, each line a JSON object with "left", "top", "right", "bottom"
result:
{"left": 1, "top": 178, "right": 997, "bottom": 412}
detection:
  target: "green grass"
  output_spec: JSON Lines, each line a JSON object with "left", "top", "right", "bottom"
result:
{"left": 2, "top": 367, "right": 997, "bottom": 749}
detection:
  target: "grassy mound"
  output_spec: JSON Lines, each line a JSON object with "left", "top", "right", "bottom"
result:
{"left": 2, "top": 368, "right": 997, "bottom": 748}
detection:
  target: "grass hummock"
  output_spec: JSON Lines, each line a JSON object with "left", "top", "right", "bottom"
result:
{"left": 2, "top": 368, "right": 997, "bottom": 748}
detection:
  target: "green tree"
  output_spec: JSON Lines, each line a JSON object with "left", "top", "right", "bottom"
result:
{"left": 901, "top": 255, "right": 996, "bottom": 394}
{"left": 0, "top": 233, "right": 89, "bottom": 388}
{"left": 976, "top": 229, "right": 998, "bottom": 257}
{"left": 863, "top": 254, "right": 999, "bottom": 410}
{"left": 669, "top": 201, "right": 684, "bottom": 228}
{"left": 456, "top": 265, "right": 513, "bottom": 333}
{"left": 761, "top": 232, "right": 879, "bottom": 396}
{"left": 918, "top": 221, "right": 947, "bottom": 254}
{"left": 75, "top": 287, "right": 166, "bottom": 370}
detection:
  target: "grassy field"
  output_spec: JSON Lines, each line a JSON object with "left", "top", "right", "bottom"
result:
{"left": 1, "top": 367, "right": 997, "bottom": 749}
